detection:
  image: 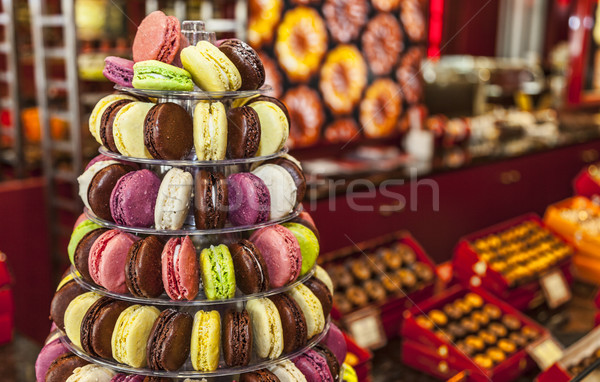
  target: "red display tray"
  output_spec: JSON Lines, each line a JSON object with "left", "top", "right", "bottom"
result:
{"left": 401, "top": 285, "right": 548, "bottom": 381}
{"left": 573, "top": 165, "right": 600, "bottom": 198}
{"left": 537, "top": 325, "right": 600, "bottom": 382}
{"left": 452, "top": 214, "right": 574, "bottom": 311}
{"left": 324, "top": 231, "right": 437, "bottom": 343}
{"left": 343, "top": 331, "right": 373, "bottom": 382}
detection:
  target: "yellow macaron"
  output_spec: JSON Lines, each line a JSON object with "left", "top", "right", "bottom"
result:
{"left": 112, "top": 102, "right": 154, "bottom": 159}
{"left": 64, "top": 292, "right": 102, "bottom": 348}
{"left": 181, "top": 41, "right": 241, "bottom": 92}
{"left": 288, "top": 284, "right": 325, "bottom": 339}
{"left": 89, "top": 94, "right": 137, "bottom": 144}
{"left": 248, "top": 100, "right": 289, "bottom": 157}
{"left": 111, "top": 304, "right": 160, "bottom": 367}
{"left": 190, "top": 310, "right": 221, "bottom": 371}
{"left": 193, "top": 101, "right": 227, "bottom": 160}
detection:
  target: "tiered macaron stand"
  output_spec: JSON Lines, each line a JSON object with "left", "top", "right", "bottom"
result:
{"left": 54, "top": 80, "right": 332, "bottom": 380}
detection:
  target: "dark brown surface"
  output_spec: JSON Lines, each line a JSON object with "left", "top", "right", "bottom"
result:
{"left": 239, "top": 369, "right": 281, "bottom": 382}
{"left": 100, "top": 99, "right": 132, "bottom": 153}
{"left": 144, "top": 103, "right": 193, "bottom": 160}
{"left": 315, "top": 344, "right": 341, "bottom": 381}
{"left": 88, "top": 163, "right": 132, "bottom": 221}
{"left": 270, "top": 293, "right": 308, "bottom": 354}
{"left": 194, "top": 170, "right": 228, "bottom": 229}
{"left": 125, "top": 236, "right": 165, "bottom": 298}
{"left": 223, "top": 309, "right": 252, "bottom": 367}
{"left": 80, "top": 297, "right": 130, "bottom": 359}
{"left": 230, "top": 239, "right": 270, "bottom": 294}
{"left": 44, "top": 353, "right": 88, "bottom": 382}
{"left": 49, "top": 280, "right": 85, "bottom": 331}
{"left": 146, "top": 309, "right": 192, "bottom": 371}
{"left": 226, "top": 106, "right": 261, "bottom": 159}
{"left": 305, "top": 277, "right": 333, "bottom": 317}
{"left": 219, "top": 39, "right": 265, "bottom": 91}
{"left": 74, "top": 228, "right": 108, "bottom": 284}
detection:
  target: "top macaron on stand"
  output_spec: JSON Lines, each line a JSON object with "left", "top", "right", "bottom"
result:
{"left": 43, "top": 14, "right": 341, "bottom": 381}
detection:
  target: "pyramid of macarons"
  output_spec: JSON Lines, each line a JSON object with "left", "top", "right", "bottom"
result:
{"left": 96, "top": 10, "right": 288, "bottom": 162}
{"left": 67, "top": 215, "right": 320, "bottom": 300}
{"left": 77, "top": 154, "right": 305, "bottom": 230}
{"left": 48, "top": 266, "right": 335, "bottom": 372}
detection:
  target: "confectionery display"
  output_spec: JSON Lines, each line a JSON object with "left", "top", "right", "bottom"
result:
{"left": 249, "top": 0, "right": 427, "bottom": 148}
{"left": 34, "top": 11, "right": 343, "bottom": 382}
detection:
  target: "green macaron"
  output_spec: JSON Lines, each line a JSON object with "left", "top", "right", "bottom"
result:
{"left": 132, "top": 60, "right": 194, "bottom": 91}
{"left": 283, "top": 222, "right": 319, "bottom": 276}
{"left": 200, "top": 244, "right": 236, "bottom": 300}
{"left": 67, "top": 219, "right": 102, "bottom": 265}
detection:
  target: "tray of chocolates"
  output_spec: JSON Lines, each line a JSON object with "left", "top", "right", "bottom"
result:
{"left": 453, "top": 214, "right": 574, "bottom": 311}
{"left": 401, "top": 285, "right": 548, "bottom": 381}
{"left": 323, "top": 231, "right": 436, "bottom": 339}
{"left": 537, "top": 326, "right": 600, "bottom": 382}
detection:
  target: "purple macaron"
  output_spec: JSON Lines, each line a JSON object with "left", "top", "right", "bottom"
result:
{"left": 110, "top": 169, "right": 160, "bottom": 228}
{"left": 103, "top": 56, "right": 135, "bottom": 87}
{"left": 227, "top": 173, "right": 270, "bottom": 226}
{"left": 293, "top": 349, "right": 334, "bottom": 382}
{"left": 321, "top": 323, "right": 347, "bottom": 365}
{"left": 35, "top": 338, "right": 70, "bottom": 382}
{"left": 111, "top": 375, "right": 144, "bottom": 382}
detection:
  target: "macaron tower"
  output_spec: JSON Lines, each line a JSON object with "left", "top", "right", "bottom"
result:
{"left": 35, "top": 11, "right": 345, "bottom": 382}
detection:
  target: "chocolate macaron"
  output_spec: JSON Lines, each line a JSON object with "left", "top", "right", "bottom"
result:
{"left": 50, "top": 279, "right": 86, "bottom": 330}
{"left": 263, "top": 156, "right": 306, "bottom": 204}
{"left": 219, "top": 39, "right": 265, "bottom": 91}
{"left": 125, "top": 235, "right": 165, "bottom": 298}
{"left": 239, "top": 369, "right": 280, "bottom": 382}
{"left": 270, "top": 293, "right": 307, "bottom": 354}
{"left": 304, "top": 277, "right": 333, "bottom": 317}
{"left": 88, "top": 163, "right": 133, "bottom": 221}
{"left": 74, "top": 228, "right": 108, "bottom": 284}
{"left": 223, "top": 309, "right": 252, "bottom": 367}
{"left": 194, "top": 170, "right": 228, "bottom": 229}
{"left": 226, "top": 106, "right": 261, "bottom": 159}
{"left": 230, "top": 239, "right": 270, "bottom": 295}
{"left": 80, "top": 297, "right": 130, "bottom": 359}
{"left": 144, "top": 102, "right": 193, "bottom": 160}
{"left": 45, "top": 354, "right": 89, "bottom": 382}
{"left": 100, "top": 99, "right": 132, "bottom": 153}
{"left": 147, "top": 309, "right": 193, "bottom": 371}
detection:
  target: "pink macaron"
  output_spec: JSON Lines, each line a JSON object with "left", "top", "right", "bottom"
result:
{"left": 35, "top": 338, "right": 70, "bottom": 382}
{"left": 132, "top": 10, "right": 181, "bottom": 64}
{"left": 89, "top": 229, "right": 139, "bottom": 293}
{"left": 161, "top": 236, "right": 199, "bottom": 300}
{"left": 110, "top": 169, "right": 161, "bottom": 228}
{"left": 249, "top": 225, "right": 301, "bottom": 288}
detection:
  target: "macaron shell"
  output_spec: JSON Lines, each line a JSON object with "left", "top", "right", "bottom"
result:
{"left": 113, "top": 102, "right": 155, "bottom": 158}
{"left": 269, "top": 359, "right": 307, "bottom": 382}
{"left": 269, "top": 293, "right": 307, "bottom": 354}
{"left": 250, "top": 225, "right": 302, "bottom": 288}
{"left": 88, "top": 163, "right": 133, "bottom": 221}
{"left": 252, "top": 164, "right": 297, "bottom": 220}
{"left": 250, "top": 101, "right": 289, "bottom": 156}
{"left": 193, "top": 101, "right": 227, "bottom": 160}
{"left": 80, "top": 297, "right": 131, "bottom": 359}
{"left": 132, "top": 11, "right": 181, "bottom": 64}
{"left": 133, "top": 60, "right": 193, "bottom": 91}
{"left": 103, "top": 56, "right": 135, "bottom": 87}
{"left": 111, "top": 305, "right": 160, "bottom": 368}
{"left": 218, "top": 39, "right": 265, "bottom": 91}
{"left": 239, "top": 369, "right": 280, "bottom": 382}
{"left": 226, "top": 106, "right": 261, "bottom": 159}
{"left": 282, "top": 222, "right": 319, "bottom": 276}
{"left": 74, "top": 228, "right": 109, "bottom": 284}
{"left": 194, "top": 170, "right": 228, "bottom": 229}
{"left": 181, "top": 41, "right": 241, "bottom": 91}
{"left": 314, "top": 265, "right": 334, "bottom": 294}
{"left": 77, "top": 160, "right": 120, "bottom": 211}
{"left": 100, "top": 100, "right": 133, "bottom": 153}
{"left": 89, "top": 94, "right": 137, "bottom": 144}
{"left": 45, "top": 354, "right": 89, "bottom": 382}
{"left": 125, "top": 236, "right": 165, "bottom": 298}
{"left": 304, "top": 277, "right": 333, "bottom": 318}
{"left": 50, "top": 280, "right": 86, "bottom": 331}
{"left": 293, "top": 350, "right": 334, "bottom": 382}
{"left": 200, "top": 244, "right": 236, "bottom": 300}
{"left": 146, "top": 309, "right": 193, "bottom": 371}
{"left": 65, "top": 364, "right": 115, "bottom": 382}
{"left": 247, "top": 298, "right": 283, "bottom": 359}
{"left": 35, "top": 339, "right": 70, "bottom": 382}
{"left": 64, "top": 292, "right": 102, "bottom": 348}
{"left": 154, "top": 168, "right": 193, "bottom": 230}
{"left": 161, "top": 236, "right": 199, "bottom": 300}
{"left": 144, "top": 102, "right": 193, "bottom": 160}
{"left": 110, "top": 169, "right": 161, "bottom": 228}
{"left": 68, "top": 219, "right": 102, "bottom": 265}
{"left": 230, "top": 239, "right": 270, "bottom": 294}
{"left": 88, "top": 229, "right": 139, "bottom": 293}
{"left": 190, "top": 310, "right": 221, "bottom": 371}
{"left": 321, "top": 324, "right": 347, "bottom": 366}
{"left": 227, "top": 173, "right": 270, "bottom": 226}
{"left": 223, "top": 309, "right": 252, "bottom": 367}
{"left": 288, "top": 284, "right": 325, "bottom": 339}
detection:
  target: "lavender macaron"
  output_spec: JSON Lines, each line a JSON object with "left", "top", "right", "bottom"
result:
{"left": 227, "top": 172, "right": 270, "bottom": 226}
{"left": 103, "top": 56, "right": 135, "bottom": 87}
{"left": 293, "top": 349, "right": 334, "bottom": 382}
{"left": 110, "top": 169, "right": 161, "bottom": 228}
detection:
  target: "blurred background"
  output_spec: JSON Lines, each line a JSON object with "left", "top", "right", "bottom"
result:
{"left": 3, "top": 0, "right": 600, "bottom": 381}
